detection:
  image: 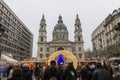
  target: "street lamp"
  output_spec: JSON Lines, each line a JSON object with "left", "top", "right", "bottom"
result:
{"left": 0, "top": 25, "right": 5, "bottom": 60}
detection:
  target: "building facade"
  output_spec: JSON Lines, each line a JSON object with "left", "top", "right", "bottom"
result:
{"left": 92, "top": 8, "right": 120, "bottom": 58}
{"left": 37, "top": 15, "right": 84, "bottom": 59}
{"left": 0, "top": 0, "right": 33, "bottom": 60}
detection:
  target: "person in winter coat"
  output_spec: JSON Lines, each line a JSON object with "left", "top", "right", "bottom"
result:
{"left": 34, "top": 64, "right": 41, "bottom": 80}
{"left": 43, "top": 60, "right": 58, "bottom": 80}
{"left": 57, "top": 62, "right": 65, "bottom": 80}
{"left": 91, "top": 62, "right": 113, "bottom": 80}
{"left": 64, "top": 62, "right": 77, "bottom": 80}
{"left": 7, "top": 65, "right": 13, "bottom": 80}
{"left": 22, "top": 65, "right": 32, "bottom": 80}
{"left": 114, "top": 67, "right": 120, "bottom": 80}
{"left": 9, "top": 68, "right": 26, "bottom": 80}
{"left": 103, "top": 61, "right": 113, "bottom": 77}
{"left": 79, "top": 65, "right": 89, "bottom": 80}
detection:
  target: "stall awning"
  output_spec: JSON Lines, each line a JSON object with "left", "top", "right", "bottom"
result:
{"left": 1, "top": 54, "right": 18, "bottom": 63}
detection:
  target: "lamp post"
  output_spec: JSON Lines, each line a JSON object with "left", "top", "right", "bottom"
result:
{"left": 0, "top": 25, "right": 5, "bottom": 60}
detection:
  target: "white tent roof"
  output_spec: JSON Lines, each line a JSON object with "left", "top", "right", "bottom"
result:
{"left": 109, "top": 57, "right": 120, "bottom": 61}
{"left": 1, "top": 54, "right": 18, "bottom": 63}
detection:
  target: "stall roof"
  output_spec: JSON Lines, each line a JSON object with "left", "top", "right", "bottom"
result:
{"left": 1, "top": 54, "right": 18, "bottom": 63}
{"left": 109, "top": 57, "right": 120, "bottom": 61}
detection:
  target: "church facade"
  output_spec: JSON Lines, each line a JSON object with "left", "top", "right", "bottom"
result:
{"left": 37, "top": 15, "right": 84, "bottom": 59}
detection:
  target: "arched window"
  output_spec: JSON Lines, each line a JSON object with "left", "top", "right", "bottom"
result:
{"left": 60, "top": 35, "right": 61, "bottom": 39}
{"left": 63, "top": 35, "right": 64, "bottom": 39}
{"left": 57, "top": 47, "right": 64, "bottom": 51}
{"left": 41, "top": 37, "right": 43, "bottom": 41}
{"left": 57, "top": 35, "right": 58, "bottom": 39}
{"left": 78, "top": 37, "right": 80, "bottom": 41}
{"left": 41, "top": 25, "right": 44, "bottom": 30}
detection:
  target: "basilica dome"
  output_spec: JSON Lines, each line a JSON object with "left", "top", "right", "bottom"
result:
{"left": 54, "top": 15, "right": 67, "bottom": 31}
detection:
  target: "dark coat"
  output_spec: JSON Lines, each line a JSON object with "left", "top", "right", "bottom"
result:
{"left": 43, "top": 66, "right": 58, "bottom": 80}
{"left": 64, "top": 66, "right": 77, "bottom": 80}
{"left": 114, "top": 75, "right": 120, "bottom": 80}
{"left": 57, "top": 67, "right": 64, "bottom": 80}
{"left": 91, "top": 68, "right": 113, "bottom": 80}
{"left": 22, "top": 67, "right": 32, "bottom": 80}
{"left": 23, "top": 71, "right": 32, "bottom": 80}
{"left": 34, "top": 67, "right": 41, "bottom": 77}
{"left": 9, "top": 76, "right": 26, "bottom": 80}
{"left": 79, "top": 67, "right": 89, "bottom": 80}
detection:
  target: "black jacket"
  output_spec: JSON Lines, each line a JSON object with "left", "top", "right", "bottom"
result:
{"left": 91, "top": 68, "right": 113, "bottom": 80}
{"left": 9, "top": 76, "right": 26, "bottom": 80}
{"left": 57, "top": 67, "right": 64, "bottom": 80}
{"left": 22, "top": 67, "right": 32, "bottom": 80}
{"left": 114, "top": 75, "right": 120, "bottom": 80}
{"left": 79, "top": 67, "right": 89, "bottom": 79}
{"left": 64, "top": 66, "right": 77, "bottom": 80}
{"left": 43, "top": 66, "right": 58, "bottom": 80}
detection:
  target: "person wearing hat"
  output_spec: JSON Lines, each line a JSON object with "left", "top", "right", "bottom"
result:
{"left": 57, "top": 62, "right": 65, "bottom": 80}
{"left": 91, "top": 62, "right": 112, "bottom": 80}
{"left": 43, "top": 60, "right": 58, "bottom": 80}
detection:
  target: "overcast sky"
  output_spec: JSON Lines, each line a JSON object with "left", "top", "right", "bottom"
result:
{"left": 3, "top": 0, "right": 120, "bottom": 57}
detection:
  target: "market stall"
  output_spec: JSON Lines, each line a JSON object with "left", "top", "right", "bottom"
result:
{"left": 1, "top": 54, "right": 18, "bottom": 64}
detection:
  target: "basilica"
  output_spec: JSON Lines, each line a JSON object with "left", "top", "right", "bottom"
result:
{"left": 37, "top": 15, "right": 84, "bottom": 59}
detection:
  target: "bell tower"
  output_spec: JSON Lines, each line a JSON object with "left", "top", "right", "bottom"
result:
{"left": 37, "top": 15, "right": 47, "bottom": 58}
{"left": 74, "top": 14, "right": 84, "bottom": 58}
{"left": 74, "top": 14, "right": 82, "bottom": 42}
{"left": 38, "top": 14, "right": 47, "bottom": 43}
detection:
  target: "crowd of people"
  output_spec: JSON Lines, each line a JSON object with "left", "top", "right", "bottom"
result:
{"left": 0, "top": 60, "right": 120, "bottom": 80}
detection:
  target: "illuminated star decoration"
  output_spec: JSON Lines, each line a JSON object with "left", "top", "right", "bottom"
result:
{"left": 57, "top": 54, "right": 64, "bottom": 65}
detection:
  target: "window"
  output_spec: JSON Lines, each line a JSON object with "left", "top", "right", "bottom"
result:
{"left": 0, "top": 3, "right": 3, "bottom": 8}
{"left": 78, "top": 37, "right": 80, "bottom": 41}
{"left": 40, "top": 54, "right": 43, "bottom": 58}
{"left": 41, "top": 37, "right": 43, "bottom": 41}
{"left": 40, "top": 47, "right": 43, "bottom": 51}
{"left": 57, "top": 47, "right": 64, "bottom": 51}
{"left": 60, "top": 35, "right": 61, "bottom": 39}
{"left": 0, "top": 10, "right": 2, "bottom": 14}
{"left": 72, "top": 47, "right": 75, "bottom": 51}
{"left": 79, "top": 47, "right": 81, "bottom": 51}
{"left": 77, "top": 25, "right": 79, "bottom": 29}
{"left": 79, "top": 53, "right": 82, "bottom": 58}
{"left": 46, "top": 48, "right": 49, "bottom": 52}
{"left": 41, "top": 25, "right": 44, "bottom": 30}
{"left": 63, "top": 35, "right": 64, "bottom": 39}
{"left": 57, "top": 35, "right": 58, "bottom": 39}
